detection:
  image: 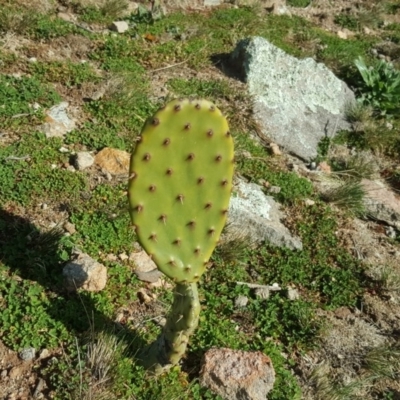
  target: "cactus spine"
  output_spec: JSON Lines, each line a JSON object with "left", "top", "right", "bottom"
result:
{"left": 128, "top": 98, "right": 234, "bottom": 373}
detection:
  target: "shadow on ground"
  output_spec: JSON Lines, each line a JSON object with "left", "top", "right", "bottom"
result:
{"left": 0, "top": 206, "right": 147, "bottom": 361}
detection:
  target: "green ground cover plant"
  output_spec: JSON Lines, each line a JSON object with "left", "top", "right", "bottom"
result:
{"left": 354, "top": 56, "right": 400, "bottom": 116}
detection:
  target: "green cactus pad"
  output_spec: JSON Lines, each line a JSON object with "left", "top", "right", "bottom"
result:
{"left": 128, "top": 98, "right": 234, "bottom": 283}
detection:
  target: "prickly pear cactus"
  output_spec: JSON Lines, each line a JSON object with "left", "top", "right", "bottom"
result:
{"left": 128, "top": 98, "right": 234, "bottom": 283}
{"left": 128, "top": 98, "right": 234, "bottom": 374}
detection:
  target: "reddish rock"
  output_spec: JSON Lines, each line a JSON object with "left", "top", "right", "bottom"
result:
{"left": 200, "top": 348, "right": 275, "bottom": 400}
{"left": 95, "top": 147, "right": 130, "bottom": 175}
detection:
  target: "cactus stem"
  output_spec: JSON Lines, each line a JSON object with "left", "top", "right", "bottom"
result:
{"left": 139, "top": 283, "right": 200, "bottom": 375}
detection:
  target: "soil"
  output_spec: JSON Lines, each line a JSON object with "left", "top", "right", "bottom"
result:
{"left": 1, "top": 0, "right": 400, "bottom": 399}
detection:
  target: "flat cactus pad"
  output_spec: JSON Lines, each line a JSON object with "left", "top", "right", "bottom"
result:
{"left": 128, "top": 98, "right": 234, "bottom": 283}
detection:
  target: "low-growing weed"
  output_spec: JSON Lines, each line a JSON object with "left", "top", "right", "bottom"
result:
{"left": 0, "top": 74, "right": 61, "bottom": 128}
{"left": 167, "top": 78, "right": 234, "bottom": 101}
{"left": 287, "top": 0, "right": 311, "bottom": 7}
{"left": 69, "top": 183, "right": 135, "bottom": 256}
{"left": 354, "top": 57, "right": 400, "bottom": 117}
{"left": 76, "top": 0, "right": 129, "bottom": 24}
{"left": 236, "top": 155, "right": 314, "bottom": 204}
{"left": 0, "top": 133, "right": 87, "bottom": 206}
{"left": 31, "top": 61, "right": 101, "bottom": 88}
{"left": 244, "top": 204, "right": 363, "bottom": 307}
{"left": 320, "top": 180, "right": 366, "bottom": 216}
{"left": 334, "top": 13, "right": 359, "bottom": 31}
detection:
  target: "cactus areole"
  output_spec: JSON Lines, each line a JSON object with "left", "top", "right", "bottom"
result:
{"left": 128, "top": 98, "right": 234, "bottom": 374}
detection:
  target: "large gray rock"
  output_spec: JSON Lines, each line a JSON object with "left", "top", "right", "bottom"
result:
{"left": 200, "top": 348, "right": 275, "bottom": 400}
{"left": 228, "top": 179, "right": 302, "bottom": 250}
{"left": 231, "top": 37, "right": 355, "bottom": 161}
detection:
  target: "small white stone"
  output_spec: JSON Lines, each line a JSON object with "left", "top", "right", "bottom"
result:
{"left": 304, "top": 199, "right": 315, "bottom": 206}
{"left": 59, "top": 146, "right": 69, "bottom": 153}
{"left": 28, "top": 57, "right": 37, "bottom": 63}
{"left": 234, "top": 295, "right": 249, "bottom": 308}
{"left": 19, "top": 347, "right": 36, "bottom": 361}
{"left": 254, "top": 287, "right": 270, "bottom": 299}
{"left": 287, "top": 287, "right": 300, "bottom": 301}
{"left": 39, "top": 349, "right": 50, "bottom": 359}
{"left": 110, "top": 21, "right": 129, "bottom": 33}
{"left": 119, "top": 253, "right": 129, "bottom": 261}
{"left": 51, "top": 164, "right": 57, "bottom": 169}
{"left": 75, "top": 152, "right": 94, "bottom": 170}
{"left": 41, "top": 203, "right": 48, "bottom": 210}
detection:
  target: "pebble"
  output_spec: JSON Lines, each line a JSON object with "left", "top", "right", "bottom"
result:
{"left": 9, "top": 366, "right": 22, "bottom": 380}
{"left": 385, "top": 226, "right": 397, "bottom": 239}
{"left": 63, "top": 222, "right": 76, "bottom": 235}
{"left": 58, "top": 146, "right": 69, "bottom": 153}
{"left": 118, "top": 253, "right": 129, "bottom": 261}
{"left": 109, "top": 21, "right": 129, "bottom": 33}
{"left": 137, "top": 288, "right": 153, "bottom": 303}
{"left": 254, "top": 287, "right": 270, "bottom": 299}
{"left": 28, "top": 57, "right": 37, "bottom": 63}
{"left": 268, "top": 186, "right": 281, "bottom": 194}
{"left": 234, "top": 295, "right": 249, "bottom": 308}
{"left": 41, "top": 203, "right": 48, "bottom": 210}
{"left": 39, "top": 349, "right": 50, "bottom": 359}
{"left": 19, "top": 347, "right": 36, "bottom": 361}
{"left": 74, "top": 152, "right": 95, "bottom": 170}
{"left": 287, "top": 287, "right": 300, "bottom": 301}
